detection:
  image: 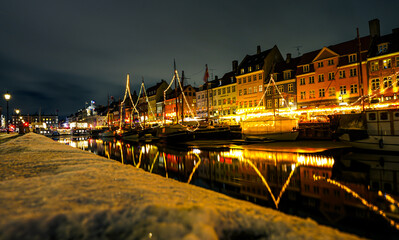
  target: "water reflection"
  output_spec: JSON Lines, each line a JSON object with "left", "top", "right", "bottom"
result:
{"left": 59, "top": 136, "right": 399, "bottom": 238}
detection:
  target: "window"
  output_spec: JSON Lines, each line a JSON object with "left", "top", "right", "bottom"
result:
{"left": 243, "top": 89, "right": 247, "bottom": 95}
{"left": 214, "top": 100, "right": 216, "bottom": 106}
{"left": 278, "top": 85, "right": 284, "bottom": 93}
{"left": 283, "top": 71, "right": 291, "bottom": 80}
{"left": 274, "top": 99, "right": 278, "bottom": 108}
{"left": 222, "top": 88, "right": 226, "bottom": 94}
{"left": 329, "top": 87, "right": 335, "bottom": 97}
{"left": 243, "top": 77, "right": 246, "bottom": 83}
{"left": 318, "top": 74, "right": 325, "bottom": 82}
{"left": 348, "top": 54, "right": 357, "bottom": 63}
{"left": 253, "top": 86, "right": 257, "bottom": 93}
{"left": 350, "top": 84, "right": 358, "bottom": 94}
{"left": 319, "top": 88, "right": 325, "bottom": 97}
{"left": 288, "top": 83, "right": 293, "bottom": 92}
{"left": 309, "top": 76, "right": 315, "bottom": 84}
{"left": 371, "top": 78, "right": 380, "bottom": 90}
{"left": 267, "top": 100, "right": 272, "bottom": 108}
{"left": 248, "top": 87, "right": 252, "bottom": 94}
{"left": 328, "top": 72, "right": 335, "bottom": 80}
{"left": 248, "top": 66, "right": 252, "bottom": 72}
{"left": 218, "top": 89, "right": 221, "bottom": 95}
{"left": 213, "top": 90, "right": 216, "bottom": 96}
{"left": 383, "top": 77, "right": 392, "bottom": 89}
{"left": 256, "top": 64, "right": 260, "bottom": 70}
{"left": 340, "top": 86, "right": 347, "bottom": 95}
{"left": 239, "top": 89, "right": 242, "bottom": 96}
{"left": 300, "top": 91, "right": 306, "bottom": 100}
{"left": 232, "top": 86, "right": 235, "bottom": 92}
{"left": 378, "top": 43, "right": 388, "bottom": 54}
{"left": 328, "top": 59, "right": 334, "bottom": 65}
{"left": 383, "top": 59, "right": 392, "bottom": 69}
{"left": 227, "top": 87, "right": 230, "bottom": 93}
{"left": 232, "top": 97, "right": 236, "bottom": 103}
{"left": 240, "top": 69, "right": 244, "bottom": 74}
{"left": 309, "top": 90, "right": 315, "bottom": 99}
{"left": 259, "top": 85, "right": 263, "bottom": 92}
{"left": 258, "top": 74, "right": 262, "bottom": 80}
{"left": 218, "top": 99, "right": 221, "bottom": 105}
{"left": 317, "top": 62, "right": 324, "bottom": 68}
{"left": 300, "top": 78, "right": 306, "bottom": 85}
{"left": 396, "top": 57, "right": 399, "bottom": 67}
{"left": 370, "top": 61, "right": 379, "bottom": 72}
{"left": 266, "top": 87, "right": 272, "bottom": 95}
{"left": 303, "top": 65, "right": 309, "bottom": 72}
{"left": 253, "top": 75, "right": 257, "bottom": 81}
{"left": 248, "top": 76, "right": 252, "bottom": 82}
{"left": 339, "top": 70, "right": 346, "bottom": 79}
{"left": 238, "top": 78, "right": 242, "bottom": 84}
{"left": 349, "top": 68, "right": 357, "bottom": 77}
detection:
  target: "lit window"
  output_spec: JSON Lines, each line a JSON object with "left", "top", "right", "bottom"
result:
{"left": 340, "top": 86, "right": 347, "bottom": 95}
{"left": 383, "top": 77, "right": 392, "bottom": 89}
{"left": 258, "top": 74, "right": 262, "bottom": 80}
{"left": 256, "top": 64, "right": 260, "bottom": 70}
{"left": 309, "top": 90, "right": 315, "bottom": 99}
{"left": 283, "top": 71, "right": 291, "bottom": 80}
{"left": 248, "top": 66, "right": 252, "bottom": 72}
{"left": 243, "top": 89, "right": 247, "bottom": 95}
{"left": 259, "top": 85, "right": 263, "bottom": 92}
{"left": 248, "top": 76, "right": 252, "bottom": 82}
{"left": 253, "top": 86, "right": 257, "bottom": 93}
{"left": 240, "top": 69, "right": 244, "bottom": 74}
{"left": 253, "top": 75, "right": 257, "bottom": 81}
{"left": 383, "top": 59, "right": 392, "bottom": 69}
{"left": 248, "top": 87, "right": 252, "bottom": 94}
{"left": 371, "top": 79, "right": 380, "bottom": 91}
{"left": 319, "top": 88, "right": 325, "bottom": 97}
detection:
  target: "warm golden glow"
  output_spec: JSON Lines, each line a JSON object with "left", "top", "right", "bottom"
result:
{"left": 314, "top": 175, "right": 399, "bottom": 230}
{"left": 187, "top": 152, "right": 201, "bottom": 184}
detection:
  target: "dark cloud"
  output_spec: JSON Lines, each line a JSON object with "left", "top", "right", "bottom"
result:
{"left": 1, "top": 0, "right": 399, "bottom": 118}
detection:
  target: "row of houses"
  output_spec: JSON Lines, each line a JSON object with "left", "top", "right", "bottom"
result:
{"left": 71, "top": 19, "right": 399, "bottom": 129}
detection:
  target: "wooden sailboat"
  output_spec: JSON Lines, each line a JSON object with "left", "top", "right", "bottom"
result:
{"left": 241, "top": 74, "right": 299, "bottom": 141}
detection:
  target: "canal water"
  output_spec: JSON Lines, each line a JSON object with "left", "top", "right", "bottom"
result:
{"left": 57, "top": 136, "right": 399, "bottom": 239}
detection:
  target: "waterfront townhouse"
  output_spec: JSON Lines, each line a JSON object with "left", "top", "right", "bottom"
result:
{"left": 143, "top": 80, "right": 169, "bottom": 122}
{"left": 265, "top": 54, "right": 300, "bottom": 112}
{"left": 196, "top": 79, "right": 217, "bottom": 119}
{"left": 236, "top": 45, "right": 283, "bottom": 115}
{"left": 296, "top": 36, "right": 370, "bottom": 111}
{"left": 366, "top": 19, "right": 399, "bottom": 104}
{"left": 211, "top": 71, "right": 237, "bottom": 119}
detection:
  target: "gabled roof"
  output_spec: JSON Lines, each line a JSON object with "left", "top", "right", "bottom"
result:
{"left": 312, "top": 47, "right": 339, "bottom": 62}
{"left": 146, "top": 79, "right": 167, "bottom": 96}
{"left": 368, "top": 30, "right": 399, "bottom": 58}
{"left": 274, "top": 56, "right": 301, "bottom": 82}
{"left": 236, "top": 47, "right": 274, "bottom": 75}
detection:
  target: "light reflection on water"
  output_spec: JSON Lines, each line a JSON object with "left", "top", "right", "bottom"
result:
{"left": 58, "top": 136, "right": 399, "bottom": 239}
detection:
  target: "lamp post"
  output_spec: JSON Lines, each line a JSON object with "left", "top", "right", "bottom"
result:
{"left": 15, "top": 109, "right": 20, "bottom": 132}
{"left": 4, "top": 92, "right": 11, "bottom": 134}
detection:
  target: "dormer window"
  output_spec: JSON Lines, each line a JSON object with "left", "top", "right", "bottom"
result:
{"left": 283, "top": 71, "right": 291, "bottom": 80}
{"left": 348, "top": 54, "right": 357, "bottom": 63}
{"left": 240, "top": 68, "right": 244, "bottom": 74}
{"left": 303, "top": 65, "right": 309, "bottom": 72}
{"left": 248, "top": 66, "right": 252, "bottom": 72}
{"left": 378, "top": 43, "right": 388, "bottom": 54}
{"left": 256, "top": 64, "right": 260, "bottom": 70}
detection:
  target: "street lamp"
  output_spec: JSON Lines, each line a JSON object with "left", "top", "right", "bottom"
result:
{"left": 4, "top": 92, "right": 11, "bottom": 134}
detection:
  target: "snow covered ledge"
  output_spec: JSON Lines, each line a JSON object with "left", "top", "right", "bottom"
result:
{"left": 0, "top": 133, "right": 363, "bottom": 240}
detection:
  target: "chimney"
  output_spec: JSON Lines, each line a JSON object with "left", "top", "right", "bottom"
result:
{"left": 257, "top": 45, "right": 261, "bottom": 54}
{"left": 369, "top": 19, "right": 380, "bottom": 38}
{"left": 215, "top": 75, "right": 218, "bottom": 80}
{"left": 232, "top": 60, "right": 238, "bottom": 72}
{"left": 286, "top": 53, "right": 292, "bottom": 63}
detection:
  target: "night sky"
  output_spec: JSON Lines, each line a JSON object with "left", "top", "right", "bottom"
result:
{"left": 1, "top": 0, "right": 399, "bottom": 118}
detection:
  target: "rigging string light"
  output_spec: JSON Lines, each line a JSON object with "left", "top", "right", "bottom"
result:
{"left": 141, "top": 82, "right": 157, "bottom": 123}
{"left": 175, "top": 69, "right": 200, "bottom": 131}
{"left": 163, "top": 74, "right": 176, "bottom": 124}
{"left": 121, "top": 74, "right": 143, "bottom": 129}
{"left": 314, "top": 175, "right": 399, "bottom": 230}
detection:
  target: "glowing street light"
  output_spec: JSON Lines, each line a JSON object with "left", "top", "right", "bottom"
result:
{"left": 3, "top": 92, "right": 11, "bottom": 134}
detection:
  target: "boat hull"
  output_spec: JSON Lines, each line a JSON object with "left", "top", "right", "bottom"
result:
{"left": 243, "top": 131, "right": 299, "bottom": 141}
{"left": 339, "top": 133, "right": 399, "bottom": 152}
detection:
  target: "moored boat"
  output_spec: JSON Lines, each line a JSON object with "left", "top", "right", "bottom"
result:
{"left": 241, "top": 115, "right": 299, "bottom": 141}
{"left": 338, "top": 109, "right": 399, "bottom": 152}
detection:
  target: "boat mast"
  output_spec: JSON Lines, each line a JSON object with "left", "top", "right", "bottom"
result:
{"left": 357, "top": 28, "right": 365, "bottom": 112}
{"left": 142, "top": 77, "right": 146, "bottom": 128}
{"left": 181, "top": 70, "right": 185, "bottom": 124}
{"left": 174, "top": 60, "right": 179, "bottom": 124}
{"left": 205, "top": 64, "right": 210, "bottom": 123}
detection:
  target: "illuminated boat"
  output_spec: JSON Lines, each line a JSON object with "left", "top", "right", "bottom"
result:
{"left": 338, "top": 109, "right": 399, "bottom": 152}
{"left": 241, "top": 115, "right": 299, "bottom": 141}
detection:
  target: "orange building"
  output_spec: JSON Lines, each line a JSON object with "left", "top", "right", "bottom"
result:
{"left": 296, "top": 36, "right": 370, "bottom": 110}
